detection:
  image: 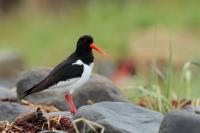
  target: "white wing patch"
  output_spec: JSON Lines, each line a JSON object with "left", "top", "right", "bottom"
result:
{"left": 72, "top": 60, "right": 84, "bottom": 65}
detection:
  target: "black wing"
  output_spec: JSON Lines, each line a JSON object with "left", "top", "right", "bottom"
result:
{"left": 21, "top": 57, "right": 83, "bottom": 98}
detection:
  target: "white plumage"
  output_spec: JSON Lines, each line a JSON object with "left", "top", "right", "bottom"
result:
{"left": 51, "top": 60, "right": 94, "bottom": 93}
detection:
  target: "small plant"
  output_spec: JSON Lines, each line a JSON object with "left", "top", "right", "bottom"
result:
{"left": 130, "top": 45, "right": 196, "bottom": 113}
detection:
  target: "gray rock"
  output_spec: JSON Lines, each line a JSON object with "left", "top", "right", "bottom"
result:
{"left": 73, "top": 74, "right": 128, "bottom": 108}
{"left": 0, "top": 102, "right": 33, "bottom": 122}
{"left": 0, "top": 86, "right": 17, "bottom": 100}
{"left": 0, "top": 79, "right": 16, "bottom": 89}
{"left": 17, "top": 68, "right": 127, "bottom": 110}
{"left": 95, "top": 59, "right": 116, "bottom": 77}
{"left": 16, "top": 67, "right": 52, "bottom": 98}
{"left": 75, "top": 102, "right": 163, "bottom": 133}
{"left": 0, "top": 51, "right": 24, "bottom": 79}
{"left": 159, "top": 111, "right": 200, "bottom": 133}
{"left": 47, "top": 111, "right": 72, "bottom": 119}
{"left": 182, "top": 105, "right": 200, "bottom": 114}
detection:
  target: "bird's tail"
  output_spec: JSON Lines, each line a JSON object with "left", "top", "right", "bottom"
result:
{"left": 21, "top": 88, "right": 35, "bottom": 98}
{"left": 20, "top": 79, "right": 48, "bottom": 98}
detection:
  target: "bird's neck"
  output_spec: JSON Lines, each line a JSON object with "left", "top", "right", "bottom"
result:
{"left": 75, "top": 51, "right": 94, "bottom": 65}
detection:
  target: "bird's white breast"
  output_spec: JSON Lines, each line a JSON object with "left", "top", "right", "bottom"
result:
{"left": 52, "top": 60, "right": 94, "bottom": 93}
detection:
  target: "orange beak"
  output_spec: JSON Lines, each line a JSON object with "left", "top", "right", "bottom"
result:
{"left": 90, "top": 43, "right": 106, "bottom": 55}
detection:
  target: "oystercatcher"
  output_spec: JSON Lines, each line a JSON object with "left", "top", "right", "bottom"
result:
{"left": 21, "top": 35, "right": 106, "bottom": 115}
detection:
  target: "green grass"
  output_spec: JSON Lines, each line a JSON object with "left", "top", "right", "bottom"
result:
{"left": 126, "top": 46, "right": 200, "bottom": 113}
{"left": 0, "top": 0, "right": 200, "bottom": 66}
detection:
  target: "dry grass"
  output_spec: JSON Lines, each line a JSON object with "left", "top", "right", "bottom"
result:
{"left": 0, "top": 105, "right": 105, "bottom": 133}
{"left": 21, "top": 100, "right": 60, "bottom": 113}
{"left": 0, "top": 107, "right": 75, "bottom": 133}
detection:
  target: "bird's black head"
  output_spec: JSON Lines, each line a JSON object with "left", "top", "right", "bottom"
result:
{"left": 76, "top": 35, "right": 106, "bottom": 55}
{"left": 76, "top": 35, "right": 93, "bottom": 53}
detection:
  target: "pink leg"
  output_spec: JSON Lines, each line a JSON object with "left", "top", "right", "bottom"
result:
{"left": 65, "top": 94, "right": 77, "bottom": 115}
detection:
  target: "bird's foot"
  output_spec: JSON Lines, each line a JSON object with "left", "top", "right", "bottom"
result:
{"left": 65, "top": 94, "right": 77, "bottom": 115}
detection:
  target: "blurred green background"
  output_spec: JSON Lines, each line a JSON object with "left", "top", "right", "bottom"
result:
{"left": 1, "top": 0, "right": 200, "bottom": 66}
{"left": 0, "top": 0, "right": 200, "bottom": 112}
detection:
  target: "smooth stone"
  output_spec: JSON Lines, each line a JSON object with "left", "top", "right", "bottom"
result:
{"left": 182, "top": 105, "right": 200, "bottom": 114}
{"left": 75, "top": 102, "right": 163, "bottom": 133}
{"left": 17, "top": 67, "right": 127, "bottom": 111}
{"left": 0, "top": 86, "right": 17, "bottom": 100}
{"left": 47, "top": 111, "right": 72, "bottom": 119}
{"left": 16, "top": 67, "right": 52, "bottom": 98}
{"left": 159, "top": 111, "right": 200, "bottom": 133}
{"left": 0, "top": 51, "right": 24, "bottom": 79}
{"left": 0, "top": 79, "right": 16, "bottom": 89}
{"left": 73, "top": 74, "right": 128, "bottom": 109}
{"left": 95, "top": 59, "right": 116, "bottom": 77}
{"left": 0, "top": 102, "right": 33, "bottom": 122}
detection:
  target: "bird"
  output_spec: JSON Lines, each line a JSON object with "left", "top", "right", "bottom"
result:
{"left": 21, "top": 35, "right": 106, "bottom": 115}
